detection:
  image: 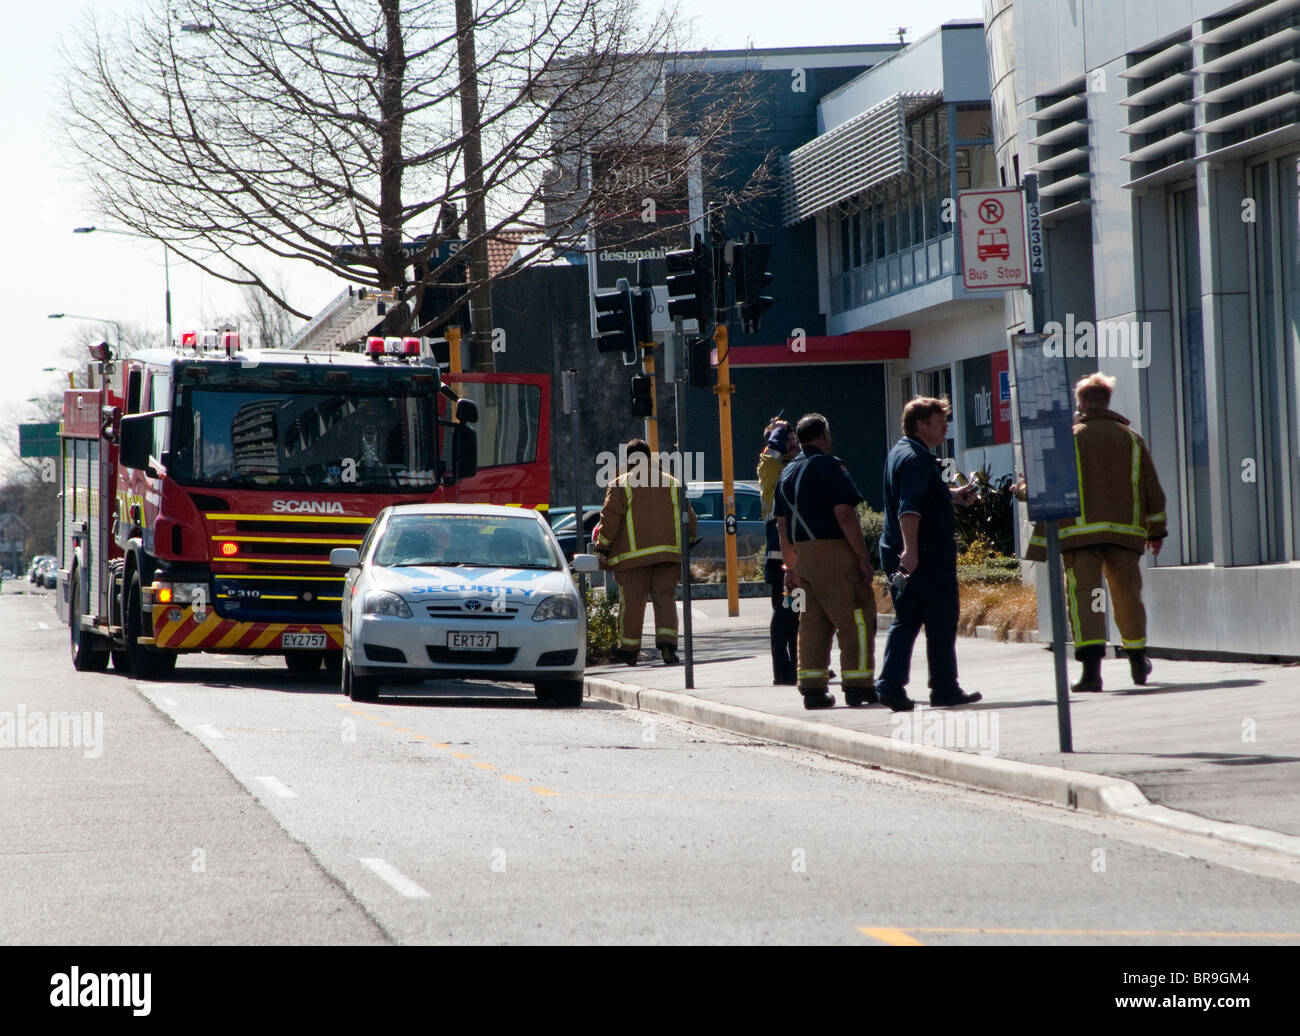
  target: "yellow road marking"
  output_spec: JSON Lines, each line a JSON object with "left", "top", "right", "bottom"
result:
{"left": 905, "top": 926, "right": 1300, "bottom": 939}
{"left": 451, "top": 752, "right": 474, "bottom": 759}
{"left": 473, "top": 763, "right": 496, "bottom": 770}
{"left": 531, "top": 787, "right": 560, "bottom": 796}
{"left": 500, "top": 774, "right": 526, "bottom": 782}
{"left": 859, "top": 927, "right": 924, "bottom": 946}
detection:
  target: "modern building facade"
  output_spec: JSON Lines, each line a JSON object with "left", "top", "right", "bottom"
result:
{"left": 781, "top": 22, "right": 1016, "bottom": 495}
{"left": 985, "top": 0, "right": 1300, "bottom": 657}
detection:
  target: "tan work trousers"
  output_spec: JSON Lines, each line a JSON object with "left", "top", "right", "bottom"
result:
{"left": 615, "top": 562, "right": 681, "bottom": 651}
{"left": 1063, "top": 544, "right": 1147, "bottom": 652}
{"left": 794, "top": 538, "right": 876, "bottom": 692}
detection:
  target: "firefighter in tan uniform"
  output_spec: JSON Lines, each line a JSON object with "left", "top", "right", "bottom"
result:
{"left": 596, "top": 439, "right": 698, "bottom": 666}
{"left": 1026, "top": 372, "right": 1167, "bottom": 692}
{"left": 774, "top": 414, "right": 877, "bottom": 710}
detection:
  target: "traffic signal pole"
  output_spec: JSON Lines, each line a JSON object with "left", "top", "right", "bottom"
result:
{"left": 714, "top": 324, "right": 740, "bottom": 617}
{"left": 641, "top": 344, "right": 659, "bottom": 453}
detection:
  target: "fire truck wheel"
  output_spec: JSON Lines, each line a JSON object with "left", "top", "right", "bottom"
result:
{"left": 125, "top": 573, "right": 178, "bottom": 681}
{"left": 70, "top": 575, "right": 110, "bottom": 672}
{"left": 111, "top": 650, "right": 132, "bottom": 674}
{"left": 323, "top": 652, "right": 342, "bottom": 674}
{"left": 343, "top": 659, "right": 379, "bottom": 703}
{"left": 284, "top": 651, "right": 324, "bottom": 675}
{"left": 534, "top": 679, "right": 583, "bottom": 708}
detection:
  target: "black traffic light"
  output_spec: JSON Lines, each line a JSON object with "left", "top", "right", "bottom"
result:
{"left": 687, "top": 338, "right": 713, "bottom": 389}
{"left": 664, "top": 235, "right": 715, "bottom": 330}
{"left": 732, "top": 241, "right": 774, "bottom": 334}
{"left": 630, "top": 374, "right": 654, "bottom": 417}
{"left": 593, "top": 277, "right": 638, "bottom": 363}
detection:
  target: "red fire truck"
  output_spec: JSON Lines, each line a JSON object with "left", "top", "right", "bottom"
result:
{"left": 57, "top": 308, "right": 549, "bottom": 680}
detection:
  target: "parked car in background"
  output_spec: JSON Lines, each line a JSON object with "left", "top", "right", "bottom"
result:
{"left": 35, "top": 557, "right": 58, "bottom": 589}
{"left": 28, "top": 556, "right": 55, "bottom": 583}
{"left": 550, "top": 508, "right": 602, "bottom": 559}
{"left": 687, "top": 482, "right": 766, "bottom": 560}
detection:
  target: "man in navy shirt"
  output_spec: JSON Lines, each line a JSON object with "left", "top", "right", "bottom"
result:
{"left": 876, "top": 397, "right": 983, "bottom": 712}
{"left": 774, "top": 413, "right": 877, "bottom": 710}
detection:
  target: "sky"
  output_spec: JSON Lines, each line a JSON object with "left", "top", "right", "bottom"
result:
{"left": 0, "top": 0, "right": 984, "bottom": 471}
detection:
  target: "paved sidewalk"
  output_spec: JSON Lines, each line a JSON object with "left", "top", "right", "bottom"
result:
{"left": 584, "top": 597, "right": 1300, "bottom": 849}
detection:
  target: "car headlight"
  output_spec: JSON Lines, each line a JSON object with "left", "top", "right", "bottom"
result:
{"left": 531, "top": 595, "right": 578, "bottom": 621}
{"left": 363, "top": 590, "right": 413, "bottom": 618}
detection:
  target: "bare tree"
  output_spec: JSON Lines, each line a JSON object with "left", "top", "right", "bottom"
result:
{"left": 61, "top": 0, "right": 769, "bottom": 368}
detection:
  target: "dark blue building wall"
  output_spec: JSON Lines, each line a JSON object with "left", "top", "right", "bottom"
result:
{"left": 669, "top": 62, "right": 890, "bottom": 493}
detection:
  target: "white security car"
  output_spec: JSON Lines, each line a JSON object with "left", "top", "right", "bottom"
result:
{"left": 331, "top": 504, "right": 599, "bottom": 706}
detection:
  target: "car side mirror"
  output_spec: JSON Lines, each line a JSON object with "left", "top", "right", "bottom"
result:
{"left": 330, "top": 548, "right": 360, "bottom": 567}
{"left": 570, "top": 554, "right": 600, "bottom": 573}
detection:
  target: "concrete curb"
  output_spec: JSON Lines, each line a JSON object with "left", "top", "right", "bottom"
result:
{"left": 584, "top": 676, "right": 1300, "bottom": 864}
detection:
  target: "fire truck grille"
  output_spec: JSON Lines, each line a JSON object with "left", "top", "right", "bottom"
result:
{"left": 203, "top": 513, "right": 362, "bottom": 623}
{"left": 213, "top": 574, "right": 345, "bottom": 622}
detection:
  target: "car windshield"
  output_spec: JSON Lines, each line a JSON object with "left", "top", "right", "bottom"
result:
{"left": 374, "top": 514, "right": 562, "bottom": 570}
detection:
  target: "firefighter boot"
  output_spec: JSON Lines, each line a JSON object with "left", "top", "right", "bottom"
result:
{"left": 1071, "top": 645, "right": 1104, "bottom": 693}
{"left": 1128, "top": 649, "right": 1152, "bottom": 686}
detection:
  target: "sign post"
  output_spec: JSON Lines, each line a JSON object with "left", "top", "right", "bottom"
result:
{"left": 960, "top": 179, "right": 1078, "bottom": 752}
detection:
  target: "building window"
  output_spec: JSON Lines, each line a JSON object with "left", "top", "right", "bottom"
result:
{"left": 1169, "top": 186, "right": 1212, "bottom": 564}
{"left": 827, "top": 104, "right": 969, "bottom": 313}
{"left": 1248, "top": 154, "right": 1300, "bottom": 562}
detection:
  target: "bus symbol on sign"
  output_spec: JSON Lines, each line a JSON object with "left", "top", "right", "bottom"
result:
{"left": 977, "top": 228, "right": 1010, "bottom": 261}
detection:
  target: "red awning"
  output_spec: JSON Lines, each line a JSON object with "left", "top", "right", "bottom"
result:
{"left": 727, "top": 329, "right": 909, "bottom": 366}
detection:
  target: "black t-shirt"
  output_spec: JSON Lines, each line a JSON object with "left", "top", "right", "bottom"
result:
{"left": 879, "top": 436, "right": 957, "bottom": 568}
{"left": 774, "top": 445, "right": 864, "bottom": 542}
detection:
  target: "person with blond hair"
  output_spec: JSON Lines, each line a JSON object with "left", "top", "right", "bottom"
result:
{"left": 1026, "top": 373, "right": 1167, "bottom": 692}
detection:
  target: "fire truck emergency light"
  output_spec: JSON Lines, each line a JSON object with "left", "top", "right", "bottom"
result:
{"left": 180, "top": 331, "right": 198, "bottom": 349}
{"left": 365, "top": 337, "right": 386, "bottom": 357}
{"left": 219, "top": 542, "right": 239, "bottom": 557}
{"left": 221, "top": 331, "right": 240, "bottom": 355}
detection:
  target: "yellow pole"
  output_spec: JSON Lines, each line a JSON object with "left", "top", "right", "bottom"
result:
{"left": 447, "top": 326, "right": 463, "bottom": 376}
{"left": 445, "top": 326, "right": 462, "bottom": 423}
{"left": 642, "top": 344, "right": 659, "bottom": 453}
{"left": 714, "top": 324, "right": 739, "bottom": 616}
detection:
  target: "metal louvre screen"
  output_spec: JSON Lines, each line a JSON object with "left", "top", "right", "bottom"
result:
{"left": 781, "top": 92, "right": 941, "bottom": 226}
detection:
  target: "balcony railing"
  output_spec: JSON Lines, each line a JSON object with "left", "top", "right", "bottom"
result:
{"left": 831, "top": 232, "right": 955, "bottom": 314}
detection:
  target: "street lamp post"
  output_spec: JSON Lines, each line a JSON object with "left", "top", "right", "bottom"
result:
{"left": 73, "top": 226, "right": 171, "bottom": 346}
{"left": 47, "top": 312, "right": 123, "bottom": 351}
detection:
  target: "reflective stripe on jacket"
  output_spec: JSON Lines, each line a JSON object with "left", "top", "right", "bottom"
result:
{"left": 1026, "top": 408, "right": 1167, "bottom": 560}
{"left": 597, "top": 469, "right": 698, "bottom": 570}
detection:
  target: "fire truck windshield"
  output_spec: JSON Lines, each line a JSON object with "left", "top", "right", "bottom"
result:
{"left": 171, "top": 384, "right": 440, "bottom": 491}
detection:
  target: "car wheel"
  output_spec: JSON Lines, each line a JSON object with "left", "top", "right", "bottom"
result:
{"left": 125, "top": 572, "right": 178, "bottom": 681}
{"left": 69, "top": 574, "right": 109, "bottom": 672}
{"left": 535, "top": 679, "right": 583, "bottom": 708}
{"left": 343, "top": 659, "right": 379, "bottom": 703}
{"left": 284, "top": 651, "right": 324, "bottom": 675}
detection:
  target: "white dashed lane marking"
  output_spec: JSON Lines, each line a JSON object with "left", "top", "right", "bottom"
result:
{"left": 255, "top": 775, "right": 298, "bottom": 799}
{"left": 360, "top": 858, "right": 431, "bottom": 899}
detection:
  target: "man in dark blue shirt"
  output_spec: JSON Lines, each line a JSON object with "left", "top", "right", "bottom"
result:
{"left": 775, "top": 413, "right": 877, "bottom": 710}
{"left": 876, "top": 397, "right": 983, "bottom": 711}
